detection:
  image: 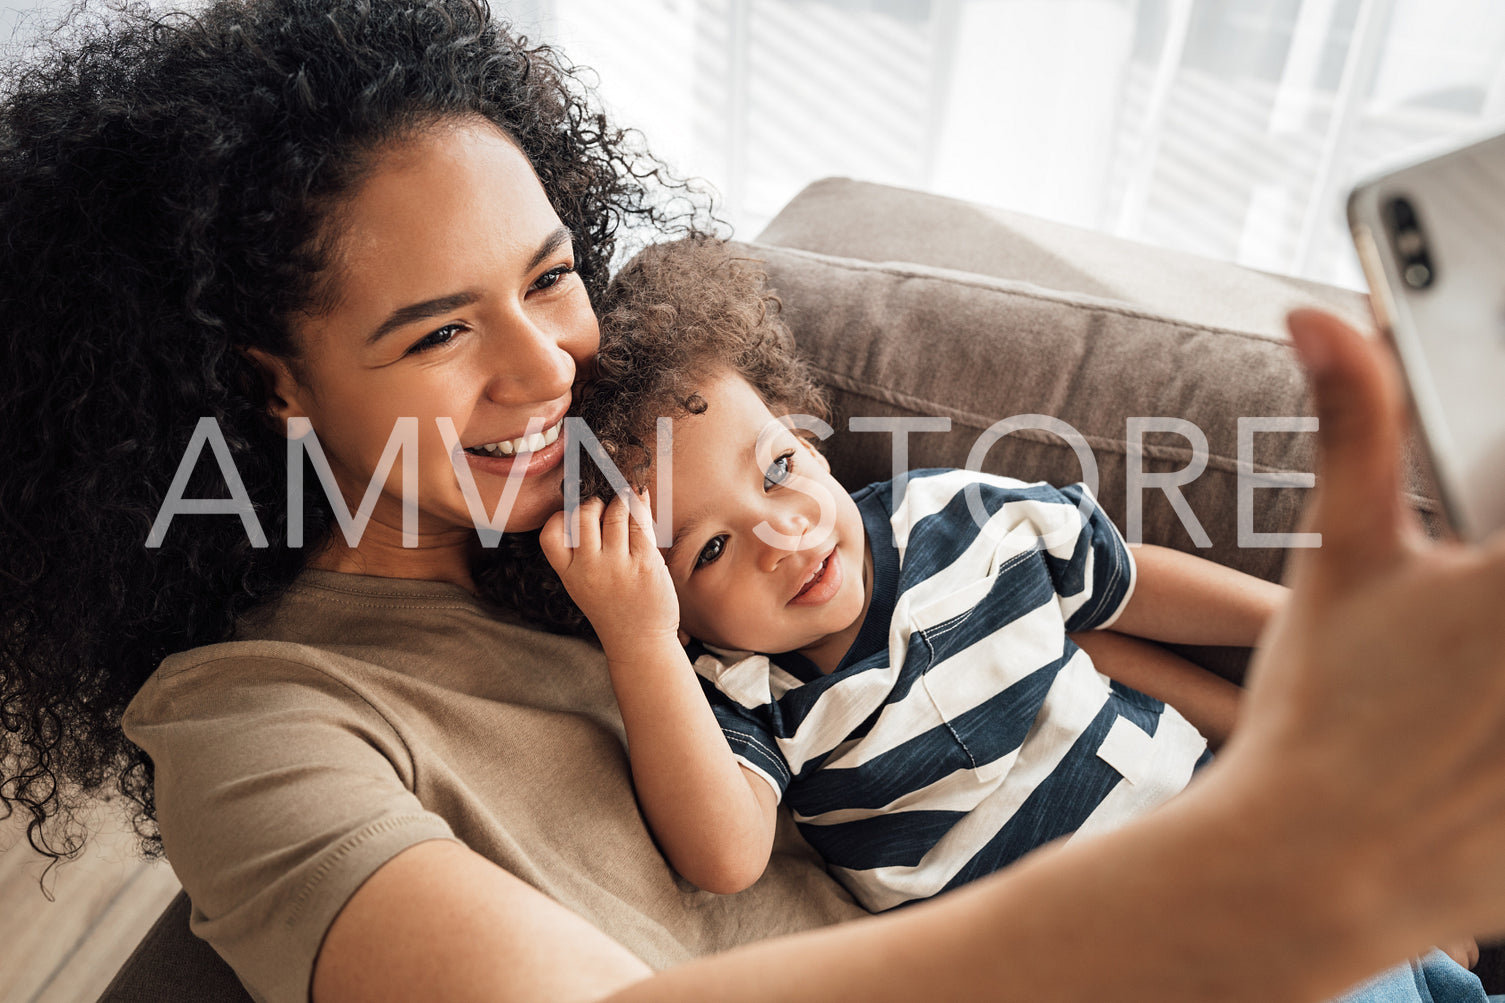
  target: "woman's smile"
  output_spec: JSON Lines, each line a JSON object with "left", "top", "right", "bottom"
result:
{"left": 459, "top": 414, "right": 569, "bottom": 479}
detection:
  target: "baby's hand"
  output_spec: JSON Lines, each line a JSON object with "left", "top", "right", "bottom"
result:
{"left": 540, "top": 490, "right": 680, "bottom": 649}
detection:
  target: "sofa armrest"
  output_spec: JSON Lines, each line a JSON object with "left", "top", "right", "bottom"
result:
{"left": 756, "top": 177, "right": 1372, "bottom": 339}
{"left": 96, "top": 892, "right": 252, "bottom": 1003}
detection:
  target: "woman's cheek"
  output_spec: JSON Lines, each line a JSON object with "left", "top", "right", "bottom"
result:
{"left": 562, "top": 289, "right": 602, "bottom": 364}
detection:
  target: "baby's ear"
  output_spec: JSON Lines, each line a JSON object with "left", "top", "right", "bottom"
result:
{"left": 677, "top": 627, "right": 692, "bottom": 646}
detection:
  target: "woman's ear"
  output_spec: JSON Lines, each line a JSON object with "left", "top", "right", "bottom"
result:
{"left": 240, "top": 346, "right": 309, "bottom": 433}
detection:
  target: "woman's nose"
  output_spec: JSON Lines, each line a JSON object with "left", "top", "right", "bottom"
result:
{"left": 483, "top": 321, "right": 578, "bottom": 404}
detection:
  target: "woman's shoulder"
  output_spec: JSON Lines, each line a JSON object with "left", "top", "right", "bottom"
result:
{"left": 127, "top": 565, "right": 617, "bottom": 745}
{"left": 131, "top": 636, "right": 387, "bottom": 716}
{"left": 121, "top": 636, "right": 417, "bottom": 782}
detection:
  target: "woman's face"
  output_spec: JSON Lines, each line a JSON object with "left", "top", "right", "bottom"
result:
{"left": 265, "top": 117, "right": 599, "bottom": 549}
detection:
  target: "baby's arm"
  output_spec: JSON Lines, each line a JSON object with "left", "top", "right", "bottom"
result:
{"left": 1069, "top": 629, "right": 1242, "bottom": 746}
{"left": 1110, "top": 544, "right": 1287, "bottom": 648}
{"left": 541, "top": 492, "right": 778, "bottom": 894}
{"left": 1079, "top": 545, "right": 1287, "bottom": 745}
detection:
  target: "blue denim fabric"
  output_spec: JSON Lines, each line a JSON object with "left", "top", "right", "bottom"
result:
{"left": 1332, "top": 950, "right": 1502, "bottom": 1003}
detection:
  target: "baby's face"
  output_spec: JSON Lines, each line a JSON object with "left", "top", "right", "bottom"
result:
{"left": 653, "top": 371, "right": 867, "bottom": 662}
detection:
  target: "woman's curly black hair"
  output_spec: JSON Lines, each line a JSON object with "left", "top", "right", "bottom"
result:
{"left": 476, "top": 236, "right": 830, "bottom": 637}
{"left": 0, "top": 0, "right": 705, "bottom": 866}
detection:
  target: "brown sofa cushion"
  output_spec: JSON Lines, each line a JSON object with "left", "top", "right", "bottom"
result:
{"left": 739, "top": 240, "right": 1336, "bottom": 585}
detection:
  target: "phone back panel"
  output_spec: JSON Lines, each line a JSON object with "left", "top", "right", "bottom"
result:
{"left": 1348, "top": 131, "right": 1505, "bottom": 539}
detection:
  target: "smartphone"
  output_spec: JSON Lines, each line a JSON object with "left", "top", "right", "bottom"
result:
{"left": 1347, "top": 128, "right": 1505, "bottom": 540}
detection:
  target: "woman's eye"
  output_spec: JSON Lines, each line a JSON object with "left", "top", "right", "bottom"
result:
{"left": 407, "top": 324, "right": 461, "bottom": 355}
{"left": 532, "top": 263, "right": 574, "bottom": 291}
{"left": 764, "top": 451, "right": 795, "bottom": 491}
{"left": 695, "top": 535, "right": 727, "bottom": 569}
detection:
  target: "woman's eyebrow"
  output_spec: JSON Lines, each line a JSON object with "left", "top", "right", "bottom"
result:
{"left": 525, "top": 225, "right": 574, "bottom": 274}
{"left": 367, "top": 291, "right": 481, "bottom": 345}
{"left": 365, "top": 226, "right": 574, "bottom": 345}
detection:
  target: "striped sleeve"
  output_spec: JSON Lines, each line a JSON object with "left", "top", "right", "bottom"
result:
{"left": 690, "top": 648, "right": 792, "bottom": 799}
{"left": 1040, "top": 482, "right": 1137, "bottom": 631}
{"left": 917, "top": 473, "right": 1135, "bottom": 633}
{"left": 893, "top": 472, "right": 1136, "bottom": 633}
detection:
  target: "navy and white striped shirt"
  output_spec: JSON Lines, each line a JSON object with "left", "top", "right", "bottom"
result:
{"left": 691, "top": 469, "right": 1207, "bottom": 912}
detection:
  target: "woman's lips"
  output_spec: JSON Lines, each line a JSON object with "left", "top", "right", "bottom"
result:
{"left": 461, "top": 430, "right": 567, "bottom": 478}
{"left": 789, "top": 546, "right": 842, "bottom": 606}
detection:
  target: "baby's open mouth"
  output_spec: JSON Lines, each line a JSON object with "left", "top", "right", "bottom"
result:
{"left": 794, "top": 553, "right": 832, "bottom": 600}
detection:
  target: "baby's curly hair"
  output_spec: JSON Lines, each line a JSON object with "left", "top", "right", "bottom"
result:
{"left": 0, "top": 0, "right": 704, "bottom": 866}
{"left": 478, "top": 236, "right": 830, "bottom": 636}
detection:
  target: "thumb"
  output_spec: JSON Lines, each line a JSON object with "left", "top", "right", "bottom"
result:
{"left": 1285, "top": 308, "right": 1415, "bottom": 579}
{"left": 539, "top": 510, "right": 572, "bottom": 573}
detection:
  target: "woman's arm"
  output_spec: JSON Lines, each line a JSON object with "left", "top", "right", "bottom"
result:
{"left": 542, "top": 493, "right": 777, "bottom": 894}
{"left": 1109, "top": 544, "right": 1288, "bottom": 647}
{"left": 312, "top": 777, "right": 1371, "bottom": 1003}
{"left": 312, "top": 839, "right": 651, "bottom": 1003}
{"left": 313, "top": 311, "right": 1505, "bottom": 1003}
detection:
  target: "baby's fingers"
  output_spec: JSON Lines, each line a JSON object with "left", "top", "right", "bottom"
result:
{"left": 629, "top": 488, "right": 661, "bottom": 556}
{"left": 557, "top": 497, "right": 606, "bottom": 557}
{"left": 602, "top": 489, "right": 657, "bottom": 555}
{"left": 601, "top": 492, "right": 633, "bottom": 554}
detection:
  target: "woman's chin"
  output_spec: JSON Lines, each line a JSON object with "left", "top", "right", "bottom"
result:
{"left": 499, "top": 508, "right": 555, "bottom": 534}
{"left": 501, "top": 491, "right": 567, "bottom": 535}
{"left": 455, "top": 468, "right": 566, "bottom": 536}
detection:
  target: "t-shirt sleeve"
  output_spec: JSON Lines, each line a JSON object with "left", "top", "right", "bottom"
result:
{"left": 918, "top": 472, "right": 1135, "bottom": 633}
{"left": 122, "top": 649, "right": 458, "bottom": 1003}
{"left": 1034, "top": 481, "right": 1137, "bottom": 631}
{"left": 687, "top": 646, "right": 792, "bottom": 800}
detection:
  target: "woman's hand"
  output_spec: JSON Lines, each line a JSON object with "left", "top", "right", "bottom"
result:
{"left": 1215, "top": 308, "right": 1505, "bottom": 969}
{"left": 540, "top": 490, "right": 680, "bottom": 649}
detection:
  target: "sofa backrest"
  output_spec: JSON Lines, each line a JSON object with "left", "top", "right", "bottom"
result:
{"left": 745, "top": 178, "right": 1440, "bottom": 592}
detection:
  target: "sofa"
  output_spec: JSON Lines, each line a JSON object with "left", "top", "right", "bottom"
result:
{"left": 99, "top": 177, "right": 1493, "bottom": 1001}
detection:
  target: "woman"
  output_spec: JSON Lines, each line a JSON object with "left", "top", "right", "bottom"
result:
{"left": 3, "top": 2, "right": 1505, "bottom": 1001}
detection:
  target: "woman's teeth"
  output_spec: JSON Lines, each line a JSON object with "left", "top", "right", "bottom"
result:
{"left": 465, "top": 419, "right": 563, "bottom": 457}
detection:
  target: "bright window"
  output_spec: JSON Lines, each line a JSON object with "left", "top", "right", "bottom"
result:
{"left": 516, "top": 0, "right": 1505, "bottom": 289}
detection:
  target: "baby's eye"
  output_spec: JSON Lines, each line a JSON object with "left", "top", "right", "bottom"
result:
{"left": 696, "top": 535, "right": 728, "bottom": 569}
{"left": 531, "top": 263, "right": 574, "bottom": 291}
{"left": 764, "top": 451, "right": 795, "bottom": 491}
{"left": 407, "top": 324, "right": 461, "bottom": 355}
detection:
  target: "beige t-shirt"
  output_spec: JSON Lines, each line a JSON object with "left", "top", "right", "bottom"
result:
{"left": 122, "top": 570, "right": 864, "bottom": 1003}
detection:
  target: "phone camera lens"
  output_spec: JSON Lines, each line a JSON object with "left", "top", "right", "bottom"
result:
{"left": 1384, "top": 196, "right": 1436, "bottom": 290}
{"left": 1404, "top": 261, "right": 1432, "bottom": 288}
{"left": 1389, "top": 197, "right": 1418, "bottom": 229}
